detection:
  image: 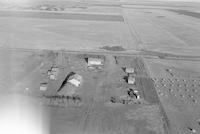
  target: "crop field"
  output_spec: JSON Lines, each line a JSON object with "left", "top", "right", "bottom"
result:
{"left": 0, "top": 0, "right": 200, "bottom": 54}
{"left": 0, "top": 16, "right": 135, "bottom": 50}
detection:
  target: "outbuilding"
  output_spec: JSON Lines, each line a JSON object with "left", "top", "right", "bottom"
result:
{"left": 87, "top": 57, "right": 104, "bottom": 67}
{"left": 125, "top": 67, "right": 135, "bottom": 74}
{"left": 40, "top": 83, "right": 47, "bottom": 91}
{"left": 50, "top": 74, "right": 56, "bottom": 80}
{"left": 128, "top": 76, "right": 136, "bottom": 85}
{"left": 48, "top": 67, "right": 59, "bottom": 80}
{"left": 51, "top": 67, "right": 59, "bottom": 72}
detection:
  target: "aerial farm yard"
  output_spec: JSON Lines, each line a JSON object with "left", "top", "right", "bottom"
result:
{"left": 1, "top": 0, "right": 200, "bottom": 134}
{"left": 0, "top": 48, "right": 166, "bottom": 134}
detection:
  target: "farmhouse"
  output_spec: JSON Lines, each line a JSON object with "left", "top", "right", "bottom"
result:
{"left": 87, "top": 57, "right": 104, "bottom": 67}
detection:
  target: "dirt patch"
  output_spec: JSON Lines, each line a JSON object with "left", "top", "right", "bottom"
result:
{"left": 100, "top": 46, "right": 126, "bottom": 51}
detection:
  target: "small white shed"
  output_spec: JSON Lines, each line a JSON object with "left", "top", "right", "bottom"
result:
{"left": 50, "top": 74, "right": 56, "bottom": 80}
{"left": 128, "top": 76, "right": 135, "bottom": 84}
{"left": 125, "top": 67, "right": 135, "bottom": 74}
{"left": 40, "top": 83, "right": 47, "bottom": 91}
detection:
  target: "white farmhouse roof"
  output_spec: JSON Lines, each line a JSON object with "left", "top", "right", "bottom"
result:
{"left": 88, "top": 58, "right": 103, "bottom": 66}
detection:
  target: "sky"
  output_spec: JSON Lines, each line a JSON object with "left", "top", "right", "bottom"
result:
{"left": 158, "top": 0, "right": 200, "bottom": 1}
{"left": 0, "top": 0, "right": 200, "bottom": 5}
{"left": 133, "top": 0, "right": 200, "bottom": 2}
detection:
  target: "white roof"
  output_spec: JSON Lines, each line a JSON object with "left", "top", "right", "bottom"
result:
{"left": 128, "top": 77, "right": 135, "bottom": 84}
{"left": 68, "top": 74, "right": 82, "bottom": 87}
{"left": 40, "top": 84, "right": 47, "bottom": 91}
{"left": 68, "top": 79, "right": 81, "bottom": 87}
{"left": 50, "top": 74, "right": 56, "bottom": 80}
{"left": 125, "top": 68, "right": 135, "bottom": 73}
{"left": 88, "top": 58, "right": 103, "bottom": 66}
{"left": 51, "top": 67, "right": 59, "bottom": 72}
